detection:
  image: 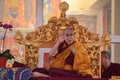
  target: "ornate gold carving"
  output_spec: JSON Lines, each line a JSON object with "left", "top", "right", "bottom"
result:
{"left": 101, "top": 32, "right": 111, "bottom": 45}
{"left": 25, "top": 45, "right": 39, "bottom": 69}
{"left": 59, "top": 1, "right": 69, "bottom": 12}
{"left": 111, "top": 76, "right": 120, "bottom": 80}
{"left": 14, "top": 31, "right": 24, "bottom": 44}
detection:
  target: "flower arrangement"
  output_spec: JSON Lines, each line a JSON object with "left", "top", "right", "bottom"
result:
{"left": 0, "top": 21, "right": 14, "bottom": 60}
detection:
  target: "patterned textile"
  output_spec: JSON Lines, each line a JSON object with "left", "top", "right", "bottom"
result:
{"left": 14, "top": 67, "right": 33, "bottom": 80}
{"left": 0, "top": 67, "right": 33, "bottom": 80}
{"left": 0, "top": 67, "right": 14, "bottom": 80}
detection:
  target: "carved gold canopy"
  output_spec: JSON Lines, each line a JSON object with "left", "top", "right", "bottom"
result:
{"left": 14, "top": 1, "right": 111, "bottom": 78}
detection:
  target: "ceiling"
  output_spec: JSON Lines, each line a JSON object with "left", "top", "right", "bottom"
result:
{"left": 62, "top": 0, "right": 97, "bottom": 10}
{"left": 61, "top": 0, "right": 111, "bottom": 13}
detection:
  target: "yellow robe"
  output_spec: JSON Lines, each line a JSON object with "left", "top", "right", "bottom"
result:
{"left": 50, "top": 42, "right": 93, "bottom": 76}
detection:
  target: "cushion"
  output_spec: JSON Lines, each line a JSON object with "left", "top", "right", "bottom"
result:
{"left": 12, "top": 61, "right": 27, "bottom": 67}
{"left": 0, "top": 67, "right": 33, "bottom": 80}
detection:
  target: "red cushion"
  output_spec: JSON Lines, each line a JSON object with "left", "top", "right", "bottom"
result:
{"left": 12, "top": 61, "right": 27, "bottom": 67}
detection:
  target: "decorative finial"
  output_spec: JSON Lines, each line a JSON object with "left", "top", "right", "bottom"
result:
{"left": 59, "top": 1, "right": 69, "bottom": 12}
{"left": 101, "top": 32, "right": 111, "bottom": 45}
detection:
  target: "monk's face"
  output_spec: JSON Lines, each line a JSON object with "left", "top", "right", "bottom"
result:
{"left": 101, "top": 54, "right": 107, "bottom": 67}
{"left": 63, "top": 29, "right": 74, "bottom": 45}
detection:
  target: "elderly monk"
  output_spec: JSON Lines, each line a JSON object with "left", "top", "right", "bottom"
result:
{"left": 33, "top": 27, "right": 92, "bottom": 78}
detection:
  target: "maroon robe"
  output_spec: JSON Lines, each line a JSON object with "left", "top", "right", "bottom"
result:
{"left": 33, "top": 41, "right": 92, "bottom": 78}
{"left": 102, "top": 63, "right": 120, "bottom": 78}
{"left": 49, "top": 41, "right": 81, "bottom": 77}
{"left": 57, "top": 40, "right": 75, "bottom": 66}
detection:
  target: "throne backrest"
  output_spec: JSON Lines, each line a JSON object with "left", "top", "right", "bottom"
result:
{"left": 14, "top": 1, "right": 111, "bottom": 78}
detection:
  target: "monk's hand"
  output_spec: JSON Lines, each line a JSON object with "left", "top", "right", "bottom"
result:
{"left": 33, "top": 72, "right": 50, "bottom": 77}
{"left": 58, "top": 34, "right": 64, "bottom": 43}
{"left": 70, "top": 47, "right": 75, "bottom": 54}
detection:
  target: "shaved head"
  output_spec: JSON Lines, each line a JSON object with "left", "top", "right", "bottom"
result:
{"left": 63, "top": 27, "right": 74, "bottom": 45}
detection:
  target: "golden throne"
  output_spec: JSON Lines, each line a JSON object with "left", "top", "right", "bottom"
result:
{"left": 14, "top": 2, "right": 110, "bottom": 78}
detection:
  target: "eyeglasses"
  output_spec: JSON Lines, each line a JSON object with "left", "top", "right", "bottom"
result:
{"left": 65, "top": 33, "right": 74, "bottom": 37}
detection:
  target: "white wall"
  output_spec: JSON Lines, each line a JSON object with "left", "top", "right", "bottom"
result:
{"left": 112, "top": 0, "right": 120, "bottom": 63}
